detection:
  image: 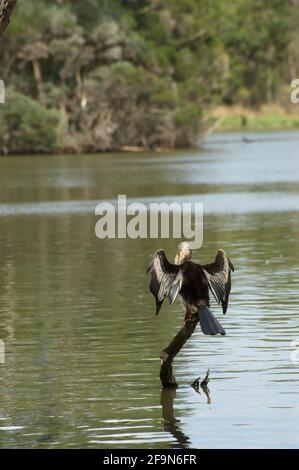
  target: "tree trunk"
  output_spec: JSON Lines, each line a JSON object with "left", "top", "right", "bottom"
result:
{"left": 160, "top": 315, "right": 199, "bottom": 387}
{"left": 0, "top": 0, "right": 17, "bottom": 38}
{"left": 32, "top": 59, "right": 44, "bottom": 103}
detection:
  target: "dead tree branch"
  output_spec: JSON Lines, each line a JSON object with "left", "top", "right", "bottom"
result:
{"left": 160, "top": 315, "right": 199, "bottom": 388}
{"left": 0, "top": 0, "right": 17, "bottom": 38}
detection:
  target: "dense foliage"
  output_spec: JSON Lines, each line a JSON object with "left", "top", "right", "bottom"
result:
{"left": 0, "top": 0, "right": 297, "bottom": 153}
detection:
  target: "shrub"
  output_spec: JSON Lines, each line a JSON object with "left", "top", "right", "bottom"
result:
{"left": 0, "top": 88, "right": 59, "bottom": 154}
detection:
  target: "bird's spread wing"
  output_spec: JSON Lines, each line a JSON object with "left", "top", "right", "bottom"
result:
{"left": 146, "top": 249, "right": 183, "bottom": 315}
{"left": 203, "top": 249, "right": 234, "bottom": 315}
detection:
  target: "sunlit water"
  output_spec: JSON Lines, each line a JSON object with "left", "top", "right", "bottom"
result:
{"left": 0, "top": 131, "right": 299, "bottom": 448}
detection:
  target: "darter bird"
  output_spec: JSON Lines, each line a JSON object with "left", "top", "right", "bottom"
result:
{"left": 146, "top": 242, "right": 234, "bottom": 336}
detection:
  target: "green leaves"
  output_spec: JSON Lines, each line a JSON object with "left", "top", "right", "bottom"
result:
{"left": 0, "top": 0, "right": 297, "bottom": 153}
{"left": 0, "top": 88, "right": 59, "bottom": 154}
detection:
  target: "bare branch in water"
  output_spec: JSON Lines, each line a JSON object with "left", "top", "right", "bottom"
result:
{"left": 160, "top": 316, "right": 198, "bottom": 388}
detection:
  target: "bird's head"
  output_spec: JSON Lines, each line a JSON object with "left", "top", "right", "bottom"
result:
{"left": 174, "top": 242, "right": 193, "bottom": 265}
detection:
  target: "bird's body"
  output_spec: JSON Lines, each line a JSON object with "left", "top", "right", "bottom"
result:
{"left": 147, "top": 243, "right": 234, "bottom": 336}
{"left": 179, "top": 260, "right": 209, "bottom": 310}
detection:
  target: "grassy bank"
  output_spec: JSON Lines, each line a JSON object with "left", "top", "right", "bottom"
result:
{"left": 210, "top": 105, "right": 299, "bottom": 132}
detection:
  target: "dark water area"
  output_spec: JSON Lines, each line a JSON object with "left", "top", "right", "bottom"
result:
{"left": 0, "top": 131, "right": 299, "bottom": 448}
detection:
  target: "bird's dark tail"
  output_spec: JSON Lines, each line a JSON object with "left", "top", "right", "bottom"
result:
{"left": 197, "top": 305, "right": 226, "bottom": 336}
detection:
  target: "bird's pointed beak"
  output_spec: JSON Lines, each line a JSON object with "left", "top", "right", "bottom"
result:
{"left": 174, "top": 252, "right": 180, "bottom": 265}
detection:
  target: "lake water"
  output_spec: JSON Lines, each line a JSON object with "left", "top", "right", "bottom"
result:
{"left": 0, "top": 131, "right": 299, "bottom": 448}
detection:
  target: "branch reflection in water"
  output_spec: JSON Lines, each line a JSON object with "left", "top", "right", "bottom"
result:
{"left": 160, "top": 382, "right": 212, "bottom": 448}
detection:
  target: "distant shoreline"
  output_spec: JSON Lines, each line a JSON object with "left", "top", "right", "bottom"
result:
{"left": 1, "top": 118, "right": 299, "bottom": 157}
{"left": 209, "top": 105, "right": 299, "bottom": 133}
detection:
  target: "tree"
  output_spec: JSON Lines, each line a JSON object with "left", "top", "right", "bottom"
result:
{"left": 0, "top": 0, "right": 17, "bottom": 38}
{"left": 1, "top": 0, "right": 298, "bottom": 154}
